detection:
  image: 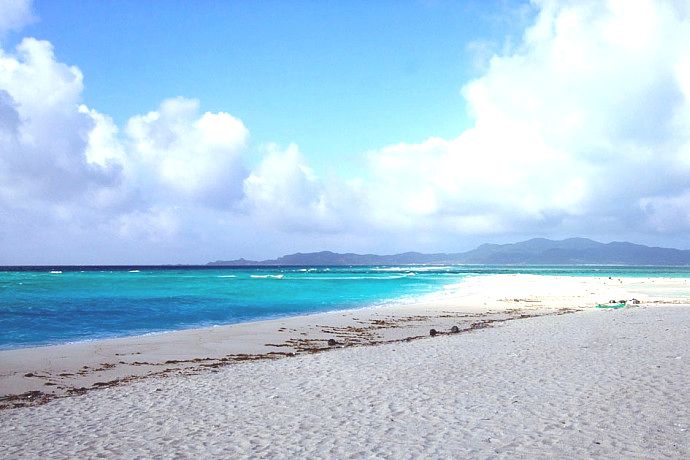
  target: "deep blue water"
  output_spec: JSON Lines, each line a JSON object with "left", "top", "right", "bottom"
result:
{"left": 1, "top": 264, "right": 690, "bottom": 350}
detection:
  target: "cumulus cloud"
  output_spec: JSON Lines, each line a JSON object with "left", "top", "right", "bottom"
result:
{"left": 125, "top": 97, "right": 249, "bottom": 207}
{"left": 0, "top": 0, "right": 34, "bottom": 37}
{"left": 3, "top": 0, "right": 690, "bottom": 263}
{"left": 0, "top": 29, "right": 252, "bottom": 262}
{"left": 243, "top": 143, "right": 345, "bottom": 232}
{"left": 224, "top": 0, "right": 690, "bottom": 246}
{"left": 115, "top": 207, "right": 181, "bottom": 242}
{"left": 358, "top": 0, "right": 690, "bottom": 239}
{"left": 0, "top": 37, "right": 120, "bottom": 205}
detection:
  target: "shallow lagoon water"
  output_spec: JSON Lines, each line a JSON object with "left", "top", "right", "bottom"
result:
{"left": 1, "top": 264, "right": 689, "bottom": 349}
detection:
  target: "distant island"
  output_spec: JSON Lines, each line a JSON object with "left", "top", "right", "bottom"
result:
{"left": 208, "top": 237, "right": 690, "bottom": 266}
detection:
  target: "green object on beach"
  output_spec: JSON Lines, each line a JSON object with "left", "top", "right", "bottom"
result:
{"left": 595, "top": 303, "right": 626, "bottom": 309}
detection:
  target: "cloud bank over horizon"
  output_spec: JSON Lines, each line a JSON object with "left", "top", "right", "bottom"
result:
{"left": 1, "top": 0, "right": 690, "bottom": 264}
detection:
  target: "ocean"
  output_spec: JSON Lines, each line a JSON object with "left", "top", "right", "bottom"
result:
{"left": 1, "top": 265, "right": 689, "bottom": 350}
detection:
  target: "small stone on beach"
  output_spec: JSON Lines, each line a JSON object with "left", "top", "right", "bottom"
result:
{"left": 450, "top": 326, "right": 460, "bottom": 333}
{"left": 327, "top": 339, "right": 338, "bottom": 346}
{"left": 429, "top": 329, "right": 438, "bottom": 337}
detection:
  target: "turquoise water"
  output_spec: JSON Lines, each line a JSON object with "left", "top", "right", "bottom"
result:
{"left": 1, "top": 265, "right": 690, "bottom": 350}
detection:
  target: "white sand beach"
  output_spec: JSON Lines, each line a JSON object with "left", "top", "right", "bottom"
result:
{"left": 1, "top": 274, "right": 689, "bottom": 458}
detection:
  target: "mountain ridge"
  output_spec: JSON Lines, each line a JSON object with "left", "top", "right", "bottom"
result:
{"left": 208, "top": 238, "right": 690, "bottom": 266}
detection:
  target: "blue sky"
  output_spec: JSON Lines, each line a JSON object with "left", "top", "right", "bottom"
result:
{"left": 1, "top": 0, "right": 690, "bottom": 264}
{"left": 18, "top": 0, "right": 531, "bottom": 171}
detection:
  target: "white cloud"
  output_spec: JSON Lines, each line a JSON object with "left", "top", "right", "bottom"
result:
{"left": 125, "top": 97, "right": 249, "bottom": 207}
{"left": 0, "top": 38, "right": 119, "bottom": 204}
{"left": 3, "top": 0, "right": 690, "bottom": 263}
{"left": 0, "top": 0, "right": 34, "bottom": 37}
{"left": 243, "top": 143, "right": 344, "bottom": 232}
{"left": 0, "top": 33, "right": 251, "bottom": 262}
{"left": 357, "top": 0, "right": 690, "bottom": 238}
{"left": 115, "top": 207, "right": 181, "bottom": 242}
{"left": 79, "top": 105, "right": 126, "bottom": 169}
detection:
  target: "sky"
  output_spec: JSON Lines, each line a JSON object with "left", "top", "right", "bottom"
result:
{"left": 1, "top": 0, "right": 690, "bottom": 264}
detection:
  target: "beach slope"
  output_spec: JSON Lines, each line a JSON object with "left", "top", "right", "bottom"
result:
{"left": 0, "top": 275, "right": 688, "bottom": 457}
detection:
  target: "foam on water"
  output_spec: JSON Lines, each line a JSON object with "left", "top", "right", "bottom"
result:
{"left": 372, "top": 266, "right": 453, "bottom": 272}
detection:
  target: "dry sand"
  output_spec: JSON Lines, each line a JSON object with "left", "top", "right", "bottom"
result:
{"left": 0, "top": 274, "right": 688, "bottom": 458}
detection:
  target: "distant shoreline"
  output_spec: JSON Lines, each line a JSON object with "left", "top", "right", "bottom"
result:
{"left": 4, "top": 237, "right": 690, "bottom": 267}
{"left": 208, "top": 237, "right": 690, "bottom": 266}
